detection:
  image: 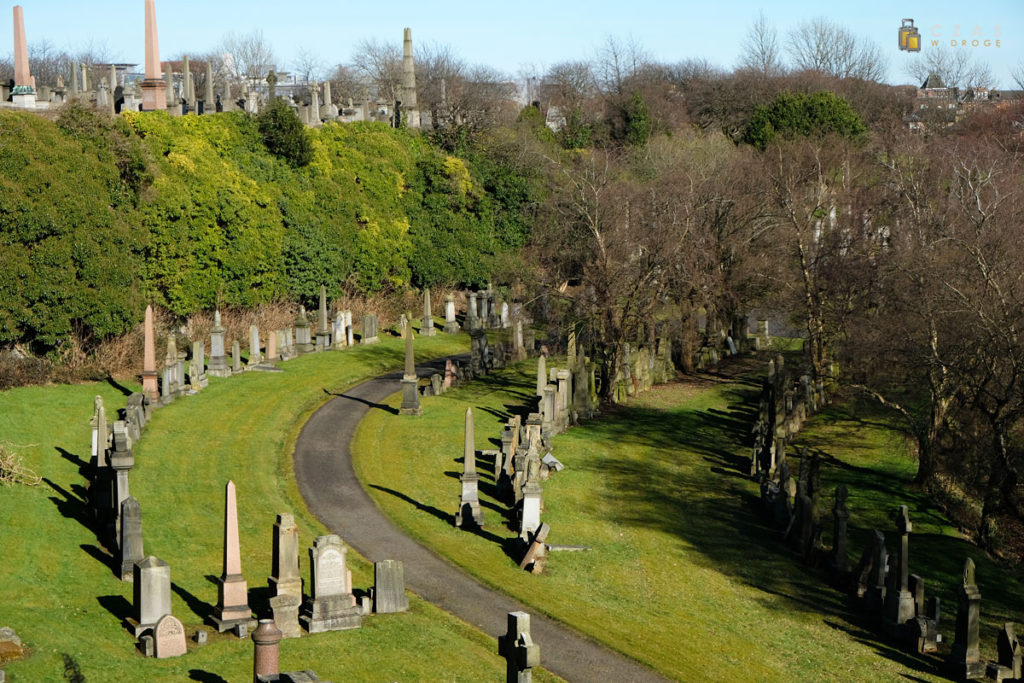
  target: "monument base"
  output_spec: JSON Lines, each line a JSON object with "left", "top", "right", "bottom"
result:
{"left": 12, "top": 92, "right": 36, "bottom": 109}
{"left": 399, "top": 377, "right": 422, "bottom": 415}
{"left": 300, "top": 596, "right": 362, "bottom": 633}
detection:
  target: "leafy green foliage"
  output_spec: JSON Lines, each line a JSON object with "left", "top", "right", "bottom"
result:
{"left": 559, "top": 107, "right": 593, "bottom": 149}
{"left": 623, "top": 92, "right": 652, "bottom": 146}
{"left": 743, "top": 91, "right": 867, "bottom": 150}
{"left": 257, "top": 99, "right": 314, "bottom": 167}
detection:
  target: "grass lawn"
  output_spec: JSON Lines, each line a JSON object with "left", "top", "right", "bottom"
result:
{"left": 352, "top": 353, "right": 1024, "bottom": 681}
{"left": 0, "top": 330, "right": 560, "bottom": 682}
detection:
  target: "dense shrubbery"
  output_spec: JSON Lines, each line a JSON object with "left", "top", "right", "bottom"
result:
{"left": 0, "top": 105, "right": 530, "bottom": 354}
{"left": 743, "top": 91, "right": 866, "bottom": 149}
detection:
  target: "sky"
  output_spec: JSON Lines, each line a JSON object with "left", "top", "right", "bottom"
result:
{"left": 1, "top": 0, "right": 1021, "bottom": 88}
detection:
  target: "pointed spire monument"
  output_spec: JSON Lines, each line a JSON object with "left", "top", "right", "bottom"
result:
{"left": 400, "top": 28, "right": 420, "bottom": 129}
{"left": 142, "top": 305, "right": 159, "bottom": 403}
{"left": 141, "top": 0, "right": 166, "bottom": 111}
{"left": 399, "top": 324, "right": 422, "bottom": 415}
{"left": 11, "top": 6, "right": 36, "bottom": 108}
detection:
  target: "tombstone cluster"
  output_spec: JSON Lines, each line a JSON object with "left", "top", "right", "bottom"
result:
{"left": 746, "top": 357, "right": 1022, "bottom": 681}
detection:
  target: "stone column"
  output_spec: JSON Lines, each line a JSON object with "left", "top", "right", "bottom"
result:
{"left": 400, "top": 325, "right": 421, "bottom": 415}
{"left": 140, "top": 305, "right": 158, "bottom": 401}
{"left": 248, "top": 325, "right": 261, "bottom": 366}
{"left": 252, "top": 618, "right": 282, "bottom": 683}
{"left": 141, "top": 0, "right": 166, "bottom": 111}
{"left": 444, "top": 294, "right": 460, "bottom": 333}
{"left": 129, "top": 556, "right": 171, "bottom": 636}
{"left": 345, "top": 311, "right": 354, "bottom": 346}
{"left": 535, "top": 355, "right": 546, "bottom": 398}
{"left": 888, "top": 505, "right": 916, "bottom": 628}
{"left": 211, "top": 480, "right": 255, "bottom": 633}
{"left": 455, "top": 408, "right": 483, "bottom": 527}
{"left": 204, "top": 61, "right": 214, "bottom": 113}
{"left": 269, "top": 513, "right": 302, "bottom": 599}
{"left": 316, "top": 286, "right": 330, "bottom": 349}
{"left": 421, "top": 289, "right": 436, "bottom": 336}
{"left": 499, "top": 611, "right": 540, "bottom": 683}
{"left": 232, "top": 340, "right": 242, "bottom": 373}
{"left": 208, "top": 310, "right": 230, "bottom": 377}
{"left": 400, "top": 27, "right": 419, "bottom": 128}
{"left": 952, "top": 558, "right": 984, "bottom": 679}
{"left": 467, "top": 292, "right": 478, "bottom": 330}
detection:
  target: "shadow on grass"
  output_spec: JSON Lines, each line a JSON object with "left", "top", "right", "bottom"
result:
{"left": 173, "top": 582, "right": 214, "bottom": 623}
{"left": 189, "top": 670, "right": 229, "bottom": 683}
{"left": 43, "top": 477, "right": 94, "bottom": 531}
{"left": 371, "top": 484, "right": 513, "bottom": 551}
{"left": 80, "top": 543, "right": 115, "bottom": 574}
{"left": 97, "top": 593, "right": 132, "bottom": 622}
{"left": 55, "top": 446, "right": 91, "bottom": 478}
{"left": 105, "top": 375, "right": 134, "bottom": 397}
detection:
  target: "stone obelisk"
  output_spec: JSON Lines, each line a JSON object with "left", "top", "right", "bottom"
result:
{"left": 11, "top": 6, "right": 35, "bottom": 108}
{"left": 140, "top": 0, "right": 166, "bottom": 111}
{"left": 400, "top": 28, "right": 419, "bottom": 128}
{"left": 142, "top": 305, "right": 159, "bottom": 403}
{"left": 399, "top": 325, "right": 421, "bottom": 415}
{"left": 204, "top": 61, "right": 214, "bottom": 113}
{"left": 421, "top": 289, "right": 436, "bottom": 336}
{"left": 455, "top": 407, "right": 484, "bottom": 528}
{"left": 211, "top": 480, "right": 256, "bottom": 634}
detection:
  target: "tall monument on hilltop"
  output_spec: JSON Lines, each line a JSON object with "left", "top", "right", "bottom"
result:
{"left": 12, "top": 6, "right": 36, "bottom": 108}
{"left": 140, "top": 0, "right": 167, "bottom": 111}
{"left": 400, "top": 28, "right": 420, "bottom": 129}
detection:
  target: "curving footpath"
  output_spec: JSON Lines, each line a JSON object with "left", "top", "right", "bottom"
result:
{"left": 294, "top": 357, "right": 670, "bottom": 682}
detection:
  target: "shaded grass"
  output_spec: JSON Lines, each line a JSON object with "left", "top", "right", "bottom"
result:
{"left": 353, "top": 354, "right": 1024, "bottom": 681}
{"left": 0, "top": 332, "right": 559, "bottom": 682}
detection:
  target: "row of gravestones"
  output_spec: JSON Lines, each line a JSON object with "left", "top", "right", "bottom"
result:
{"left": 745, "top": 359, "right": 1022, "bottom": 681}
{"left": 119, "top": 480, "right": 409, "bottom": 663}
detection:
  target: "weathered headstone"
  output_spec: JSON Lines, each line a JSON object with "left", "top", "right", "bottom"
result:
{"left": 399, "top": 325, "right": 422, "bottom": 416}
{"left": 885, "top": 505, "right": 917, "bottom": 633}
{"left": 361, "top": 314, "right": 379, "bottom": 344}
{"left": 161, "top": 337, "right": 177, "bottom": 404}
{"left": 269, "top": 513, "right": 302, "bottom": 600}
{"left": 210, "top": 481, "right": 255, "bottom": 633}
{"left": 191, "top": 341, "right": 207, "bottom": 389}
{"left": 294, "top": 307, "right": 314, "bottom": 354}
{"left": 373, "top": 560, "right": 409, "bottom": 613}
{"left": 208, "top": 310, "right": 231, "bottom": 377}
{"left": 269, "top": 594, "right": 301, "bottom": 639}
{"left": 316, "top": 286, "right": 330, "bottom": 349}
{"left": 299, "top": 535, "right": 361, "bottom": 633}
{"left": 520, "top": 456, "right": 543, "bottom": 541}
{"left": 91, "top": 395, "right": 108, "bottom": 468}
{"left": 120, "top": 497, "right": 144, "bottom": 581}
{"left": 992, "top": 622, "right": 1021, "bottom": 681}
{"left": 952, "top": 558, "right": 985, "bottom": 679}
{"left": 519, "top": 522, "right": 550, "bottom": 574}
{"left": 232, "top": 340, "right": 242, "bottom": 374}
{"left": 345, "top": 310, "right": 354, "bottom": 346}
{"left": 455, "top": 408, "right": 484, "bottom": 528}
{"left": 421, "top": 289, "right": 436, "bottom": 336}
{"left": 129, "top": 556, "right": 171, "bottom": 636}
{"left": 248, "top": 325, "right": 262, "bottom": 366}
{"left": 444, "top": 293, "right": 460, "bottom": 333}
{"left": 154, "top": 614, "right": 186, "bottom": 659}
{"left": 499, "top": 611, "right": 540, "bottom": 683}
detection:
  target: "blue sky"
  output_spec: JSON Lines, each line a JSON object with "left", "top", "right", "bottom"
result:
{"left": 2, "top": 0, "right": 1021, "bottom": 87}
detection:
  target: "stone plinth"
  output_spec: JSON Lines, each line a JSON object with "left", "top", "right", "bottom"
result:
{"left": 373, "top": 560, "right": 409, "bottom": 614}
{"left": 120, "top": 497, "right": 144, "bottom": 581}
{"left": 269, "top": 513, "right": 302, "bottom": 599}
{"left": 444, "top": 294, "right": 460, "bottom": 334}
{"left": 208, "top": 310, "right": 231, "bottom": 377}
{"left": 128, "top": 556, "right": 171, "bottom": 636}
{"left": 270, "top": 594, "right": 302, "bottom": 639}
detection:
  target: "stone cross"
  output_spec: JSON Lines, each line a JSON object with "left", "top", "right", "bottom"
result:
{"left": 952, "top": 557, "right": 984, "bottom": 679}
{"left": 455, "top": 408, "right": 484, "bottom": 527}
{"left": 269, "top": 513, "right": 302, "bottom": 600}
{"left": 211, "top": 480, "right": 254, "bottom": 633}
{"left": 498, "top": 611, "right": 540, "bottom": 683}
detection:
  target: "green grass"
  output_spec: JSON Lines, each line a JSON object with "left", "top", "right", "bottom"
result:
{"left": 0, "top": 331, "right": 560, "bottom": 682}
{"left": 352, "top": 354, "right": 1024, "bottom": 681}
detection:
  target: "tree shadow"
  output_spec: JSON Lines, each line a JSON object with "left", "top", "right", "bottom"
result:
{"left": 172, "top": 582, "right": 214, "bottom": 623}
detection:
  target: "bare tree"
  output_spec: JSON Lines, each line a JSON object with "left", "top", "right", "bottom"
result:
{"left": 1013, "top": 59, "right": 1024, "bottom": 90}
{"left": 738, "top": 11, "right": 784, "bottom": 77}
{"left": 292, "top": 48, "right": 325, "bottom": 84}
{"left": 220, "top": 30, "right": 277, "bottom": 90}
{"left": 787, "top": 17, "right": 886, "bottom": 81}
{"left": 905, "top": 47, "right": 995, "bottom": 90}
{"left": 350, "top": 38, "right": 402, "bottom": 105}
{"left": 595, "top": 35, "right": 649, "bottom": 95}
{"left": 327, "top": 64, "right": 369, "bottom": 106}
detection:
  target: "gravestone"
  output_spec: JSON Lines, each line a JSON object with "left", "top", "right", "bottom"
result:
{"left": 455, "top": 408, "right": 484, "bottom": 528}
{"left": 992, "top": 622, "right": 1021, "bottom": 681}
{"left": 952, "top": 558, "right": 985, "bottom": 679}
{"left": 520, "top": 457, "right": 543, "bottom": 541}
{"left": 345, "top": 311, "right": 354, "bottom": 346}
{"left": 161, "top": 337, "right": 177, "bottom": 404}
{"left": 120, "top": 497, "right": 144, "bottom": 581}
{"left": 362, "top": 314, "right": 379, "bottom": 344}
{"left": 129, "top": 556, "right": 171, "bottom": 636}
{"left": 299, "top": 535, "right": 361, "bottom": 633}
{"left": 399, "top": 326, "right": 421, "bottom": 415}
{"left": 444, "top": 293, "right": 460, "bottom": 333}
{"left": 373, "top": 560, "right": 409, "bottom": 613}
{"left": 519, "top": 522, "right": 550, "bottom": 574}
{"left": 154, "top": 614, "right": 186, "bottom": 659}
{"left": 829, "top": 485, "right": 851, "bottom": 574}
{"left": 295, "top": 307, "right": 314, "bottom": 354}
{"left": 91, "top": 395, "right": 108, "bottom": 468}
{"left": 270, "top": 594, "right": 302, "bottom": 639}
{"left": 470, "top": 329, "right": 489, "bottom": 376}
{"left": 885, "top": 505, "right": 917, "bottom": 633}
{"left": 499, "top": 611, "right": 540, "bottom": 683}
{"left": 467, "top": 292, "right": 479, "bottom": 330}
{"left": 191, "top": 341, "right": 207, "bottom": 389}
{"left": 421, "top": 289, "right": 436, "bottom": 336}
{"left": 535, "top": 356, "right": 547, "bottom": 398}
{"left": 248, "top": 326, "right": 262, "bottom": 366}
{"left": 109, "top": 422, "right": 135, "bottom": 551}
{"left": 210, "top": 481, "right": 256, "bottom": 633}
{"left": 541, "top": 386, "right": 555, "bottom": 436}
{"left": 266, "top": 330, "right": 278, "bottom": 362}
{"left": 142, "top": 305, "right": 159, "bottom": 401}
{"left": 316, "top": 286, "right": 330, "bottom": 349}
{"left": 269, "top": 513, "right": 302, "bottom": 600}
{"left": 208, "top": 310, "right": 231, "bottom": 377}
{"left": 232, "top": 340, "right": 242, "bottom": 374}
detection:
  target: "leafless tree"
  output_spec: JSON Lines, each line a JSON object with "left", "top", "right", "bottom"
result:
{"left": 327, "top": 64, "right": 369, "bottom": 106}
{"left": 595, "top": 35, "right": 649, "bottom": 95}
{"left": 350, "top": 38, "right": 402, "bottom": 105}
{"left": 220, "top": 30, "right": 277, "bottom": 90}
{"left": 1012, "top": 59, "right": 1024, "bottom": 90}
{"left": 905, "top": 47, "right": 995, "bottom": 90}
{"left": 738, "top": 11, "right": 784, "bottom": 77}
{"left": 787, "top": 17, "right": 887, "bottom": 81}
{"left": 292, "top": 48, "right": 325, "bottom": 84}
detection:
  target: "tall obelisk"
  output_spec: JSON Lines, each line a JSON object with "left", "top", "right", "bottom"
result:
{"left": 142, "top": 305, "right": 159, "bottom": 403}
{"left": 140, "top": 0, "right": 166, "bottom": 111}
{"left": 11, "top": 6, "right": 36, "bottom": 108}
{"left": 400, "top": 28, "right": 419, "bottom": 129}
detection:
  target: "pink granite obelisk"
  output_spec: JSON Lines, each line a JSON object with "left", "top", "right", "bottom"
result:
{"left": 211, "top": 480, "right": 255, "bottom": 633}
{"left": 11, "top": 6, "right": 35, "bottom": 108}
{"left": 140, "top": 0, "right": 166, "bottom": 111}
{"left": 142, "top": 305, "right": 159, "bottom": 403}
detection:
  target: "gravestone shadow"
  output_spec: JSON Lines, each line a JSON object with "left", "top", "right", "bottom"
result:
{"left": 97, "top": 594, "right": 132, "bottom": 622}
{"left": 172, "top": 582, "right": 214, "bottom": 622}
{"left": 189, "top": 670, "right": 228, "bottom": 683}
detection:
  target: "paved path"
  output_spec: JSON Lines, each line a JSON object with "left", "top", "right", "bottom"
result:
{"left": 294, "top": 357, "right": 669, "bottom": 682}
